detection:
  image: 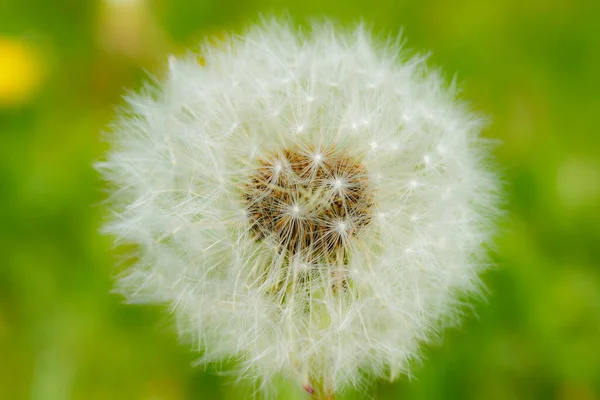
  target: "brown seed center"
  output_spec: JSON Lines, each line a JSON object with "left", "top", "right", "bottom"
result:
{"left": 243, "top": 147, "right": 373, "bottom": 262}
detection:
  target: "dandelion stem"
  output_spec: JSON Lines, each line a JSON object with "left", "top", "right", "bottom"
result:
{"left": 313, "top": 393, "right": 334, "bottom": 400}
{"left": 312, "top": 388, "right": 334, "bottom": 400}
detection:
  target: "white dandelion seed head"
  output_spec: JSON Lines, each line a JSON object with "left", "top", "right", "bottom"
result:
{"left": 99, "top": 19, "right": 501, "bottom": 396}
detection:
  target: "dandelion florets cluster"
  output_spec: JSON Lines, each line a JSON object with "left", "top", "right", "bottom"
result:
{"left": 244, "top": 145, "right": 373, "bottom": 266}
{"left": 99, "top": 19, "right": 500, "bottom": 397}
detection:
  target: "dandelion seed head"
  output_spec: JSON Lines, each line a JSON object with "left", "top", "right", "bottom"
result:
{"left": 99, "top": 19, "right": 501, "bottom": 396}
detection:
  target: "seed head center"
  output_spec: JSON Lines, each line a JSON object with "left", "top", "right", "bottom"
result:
{"left": 244, "top": 147, "right": 373, "bottom": 261}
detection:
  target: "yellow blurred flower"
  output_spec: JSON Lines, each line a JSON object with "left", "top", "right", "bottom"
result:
{"left": 0, "top": 37, "right": 44, "bottom": 107}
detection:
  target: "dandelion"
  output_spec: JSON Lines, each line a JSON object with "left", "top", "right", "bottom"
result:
{"left": 0, "top": 37, "right": 44, "bottom": 107}
{"left": 99, "top": 19, "right": 501, "bottom": 398}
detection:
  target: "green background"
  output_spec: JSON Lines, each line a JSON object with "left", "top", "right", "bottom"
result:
{"left": 1, "top": 0, "right": 599, "bottom": 399}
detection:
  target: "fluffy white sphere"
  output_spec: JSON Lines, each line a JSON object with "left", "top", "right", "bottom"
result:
{"left": 100, "top": 19, "right": 500, "bottom": 397}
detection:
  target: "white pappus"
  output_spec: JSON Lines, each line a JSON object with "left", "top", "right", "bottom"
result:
{"left": 99, "top": 18, "right": 501, "bottom": 399}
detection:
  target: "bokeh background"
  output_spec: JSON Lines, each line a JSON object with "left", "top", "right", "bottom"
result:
{"left": 1, "top": 0, "right": 599, "bottom": 399}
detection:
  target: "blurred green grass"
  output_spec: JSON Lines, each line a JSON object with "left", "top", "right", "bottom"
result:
{"left": 1, "top": 0, "right": 599, "bottom": 399}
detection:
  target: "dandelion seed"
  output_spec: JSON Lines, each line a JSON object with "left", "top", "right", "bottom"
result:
{"left": 99, "top": 19, "right": 501, "bottom": 398}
